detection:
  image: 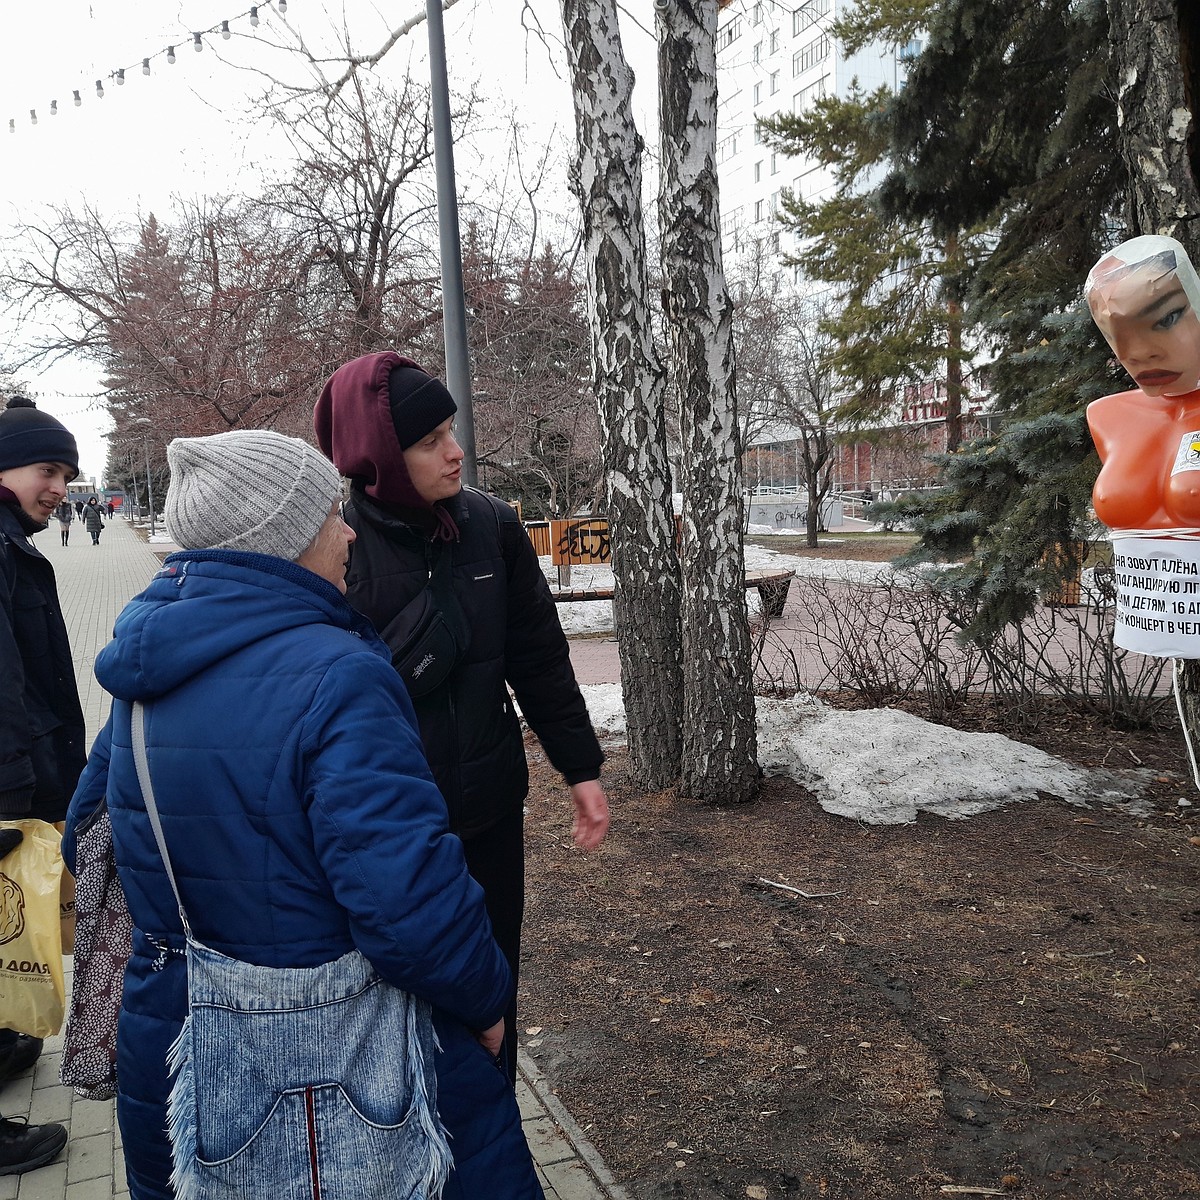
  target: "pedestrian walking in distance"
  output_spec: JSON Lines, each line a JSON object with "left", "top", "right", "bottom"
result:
{"left": 82, "top": 496, "right": 104, "bottom": 545}
{"left": 55, "top": 499, "right": 72, "bottom": 546}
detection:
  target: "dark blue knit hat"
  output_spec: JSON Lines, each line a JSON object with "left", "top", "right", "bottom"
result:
{"left": 0, "top": 397, "right": 79, "bottom": 477}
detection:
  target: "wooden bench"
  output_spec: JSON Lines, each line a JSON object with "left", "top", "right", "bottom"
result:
{"left": 551, "top": 568, "right": 794, "bottom": 617}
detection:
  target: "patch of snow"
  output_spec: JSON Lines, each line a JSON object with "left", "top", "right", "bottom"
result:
{"left": 577, "top": 684, "right": 1154, "bottom": 826}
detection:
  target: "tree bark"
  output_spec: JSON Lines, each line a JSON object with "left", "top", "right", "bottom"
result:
{"left": 1106, "top": 0, "right": 1200, "bottom": 240}
{"left": 658, "top": 0, "right": 758, "bottom": 804}
{"left": 561, "top": 0, "right": 684, "bottom": 788}
{"left": 943, "top": 231, "right": 964, "bottom": 453}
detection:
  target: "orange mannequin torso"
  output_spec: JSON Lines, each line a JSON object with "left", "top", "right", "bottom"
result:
{"left": 1088, "top": 387, "right": 1200, "bottom": 529}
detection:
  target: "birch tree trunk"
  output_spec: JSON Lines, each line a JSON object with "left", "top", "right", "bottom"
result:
{"left": 561, "top": 0, "right": 684, "bottom": 788}
{"left": 1106, "top": 0, "right": 1199, "bottom": 242}
{"left": 1106, "top": 0, "right": 1200, "bottom": 782}
{"left": 657, "top": 0, "right": 758, "bottom": 803}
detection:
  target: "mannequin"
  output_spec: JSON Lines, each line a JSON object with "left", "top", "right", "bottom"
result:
{"left": 1085, "top": 234, "right": 1200, "bottom": 531}
{"left": 1086, "top": 236, "right": 1200, "bottom": 787}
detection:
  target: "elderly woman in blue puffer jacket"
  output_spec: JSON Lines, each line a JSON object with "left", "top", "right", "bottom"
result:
{"left": 64, "top": 430, "right": 543, "bottom": 1200}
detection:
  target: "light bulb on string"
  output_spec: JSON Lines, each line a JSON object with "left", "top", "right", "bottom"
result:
{"left": 193, "top": 32, "right": 203, "bottom": 52}
{"left": 7, "top": 120, "right": 13, "bottom": 134}
{"left": 29, "top": 109, "right": 37, "bottom": 125}
{"left": 221, "top": 20, "right": 231, "bottom": 39}
{"left": 50, "top": 100, "right": 58, "bottom": 115}
{"left": 278, "top": 0, "right": 287, "bottom": 14}
{"left": 116, "top": 69, "right": 125, "bottom": 86}
{"left": 249, "top": 6, "right": 259, "bottom": 26}
{"left": 142, "top": 58, "right": 151, "bottom": 75}
{"left": 167, "top": 46, "right": 176, "bottom": 64}
{"left": 73, "top": 90, "right": 81, "bottom": 107}
{"left": 95, "top": 79, "right": 104, "bottom": 98}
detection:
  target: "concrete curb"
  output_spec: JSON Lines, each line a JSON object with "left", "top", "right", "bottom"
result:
{"left": 517, "top": 1051, "right": 632, "bottom": 1200}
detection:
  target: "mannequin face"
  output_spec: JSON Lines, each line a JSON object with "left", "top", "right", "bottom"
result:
{"left": 1088, "top": 254, "right": 1200, "bottom": 397}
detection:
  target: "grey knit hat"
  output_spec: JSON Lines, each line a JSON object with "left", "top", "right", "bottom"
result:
{"left": 165, "top": 430, "right": 341, "bottom": 561}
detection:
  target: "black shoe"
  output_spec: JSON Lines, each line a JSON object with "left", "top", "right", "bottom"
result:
{"left": 0, "top": 1118, "right": 67, "bottom": 1175}
{"left": 0, "top": 1036, "right": 41, "bottom": 1084}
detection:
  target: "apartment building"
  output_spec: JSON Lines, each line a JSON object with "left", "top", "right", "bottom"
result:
{"left": 715, "top": 0, "right": 916, "bottom": 274}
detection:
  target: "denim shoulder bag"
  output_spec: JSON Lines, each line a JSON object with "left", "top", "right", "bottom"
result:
{"left": 130, "top": 702, "right": 452, "bottom": 1200}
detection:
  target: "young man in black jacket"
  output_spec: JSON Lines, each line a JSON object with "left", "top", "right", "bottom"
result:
{"left": 316, "top": 352, "right": 610, "bottom": 1083}
{"left": 0, "top": 396, "right": 83, "bottom": 1175}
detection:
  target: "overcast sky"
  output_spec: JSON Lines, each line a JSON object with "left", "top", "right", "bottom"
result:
{"left": 0, "top": 0, "right": 658, "bottom": 484}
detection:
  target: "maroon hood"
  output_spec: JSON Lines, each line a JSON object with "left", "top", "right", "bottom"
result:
{"left": 314, "top": 351, "right": 422, "bottom": 508}
{"left": 314, "top": 350, "right": 460, "bottom": 541}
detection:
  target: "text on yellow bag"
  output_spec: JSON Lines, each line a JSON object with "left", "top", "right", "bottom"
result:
{"left": 0, "top": 820, "right": 66, "bottom": 1038}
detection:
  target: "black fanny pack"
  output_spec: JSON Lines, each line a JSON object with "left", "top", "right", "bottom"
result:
{"left": 379, "top": 545, "right": 468, "bottom": 698}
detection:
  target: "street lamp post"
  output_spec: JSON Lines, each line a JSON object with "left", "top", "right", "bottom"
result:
{"left": 132, "top": 418, "right": 157, "bottom": 536}
{"left": 143, "top": 436, "right": 156, "bottom": 537}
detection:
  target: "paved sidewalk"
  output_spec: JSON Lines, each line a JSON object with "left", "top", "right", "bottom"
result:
{"left": 5, "top": 517, "right": 624, "bottom": 1200}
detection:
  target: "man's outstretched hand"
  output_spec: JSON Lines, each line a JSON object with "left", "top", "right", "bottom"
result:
{"left": 569, "top": 780, "right": 610, "bottom": 851}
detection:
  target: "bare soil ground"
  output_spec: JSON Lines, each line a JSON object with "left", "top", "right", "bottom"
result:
{"left": 519, "top": 536, "right": 1200, "bottom": 1199}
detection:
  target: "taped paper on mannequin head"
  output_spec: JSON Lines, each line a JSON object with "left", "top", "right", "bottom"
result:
{"left": 1085, "top": 234, "right": 1200, "bottom": 398}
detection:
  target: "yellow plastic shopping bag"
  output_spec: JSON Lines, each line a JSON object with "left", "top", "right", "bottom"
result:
{"left": 0, "top": 820, "right": 66, "bottom": 1038}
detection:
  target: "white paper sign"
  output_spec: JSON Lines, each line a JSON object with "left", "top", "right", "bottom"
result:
{"left": 1111, "top": 535, "right": 1200, "bottom": 657}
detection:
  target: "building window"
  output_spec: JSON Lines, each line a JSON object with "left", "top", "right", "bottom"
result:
{"left": 717, "top": 133, "right": 739, "bottom": 165}
{"left": 770, "top": 190, "right": 781, "bottom": 214}
{"left": 754, "top": 81, "right": 762, "bottom": 105}
{"left": 754, "top": 160, "right": 763, "bottom": 182}
{"left": 769, "top": 29, "right": 780, "bottom": 54}
{"left": 717, "top": 17, "right": 742, "bottom": 51}
{"left": 771, "top": 231, "right": 781, "bottom": 253}
{"left": 793, "top": 0, "right": 830, "bottom": 36}
{"left": 755, "top": 124, "right": 766, "bottom": 144}
{"left": 794, "top": 33, "right": 829, "bottom": 76}
{"left": 770, "top": 70, "right": 780, "bottom": 95}
{"left": 754, "top": 199, "right": 765, "bottom": 222}
{"left": 753, "top": 41, "right": 761, "bottom": 64}
{"left": 794, "top": 75, "right": 828, "bottom": 113}
{"left": 794, "top": 165, "right": 825, "bottom": 200}
{"left": 753, "top": 2, "right": 763, "bottom": 26}
{"left": 771, "top": 153, "right": 778, "bottom": 175}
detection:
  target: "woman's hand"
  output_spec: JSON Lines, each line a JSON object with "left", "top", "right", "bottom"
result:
{"left": 477, "top": 1018, "right": 505, "bottom": 1059}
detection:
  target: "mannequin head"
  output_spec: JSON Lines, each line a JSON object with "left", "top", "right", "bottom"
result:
{"left": 1085, "top": 235, "right": 1200, "bottom": 398}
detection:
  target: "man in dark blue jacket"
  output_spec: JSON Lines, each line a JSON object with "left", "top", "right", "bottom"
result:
{"left": 0, "top": 395, "right": 81, "bottom": 1175}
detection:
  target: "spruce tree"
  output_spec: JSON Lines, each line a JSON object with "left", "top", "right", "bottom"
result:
{"left": 770, "top": 0, "right": 1126, "bottom": 638}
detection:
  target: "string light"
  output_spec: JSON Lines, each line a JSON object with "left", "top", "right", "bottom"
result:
{"left": 11, "top": 4, "right": 293, "bottom": 130}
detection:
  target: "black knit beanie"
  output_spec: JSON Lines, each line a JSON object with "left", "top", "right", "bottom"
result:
{"left": 0, "top": 397, "right": 79, "bottom": 476}
{"left": 388, "top": 367, "right": 457, "bottom": 450}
